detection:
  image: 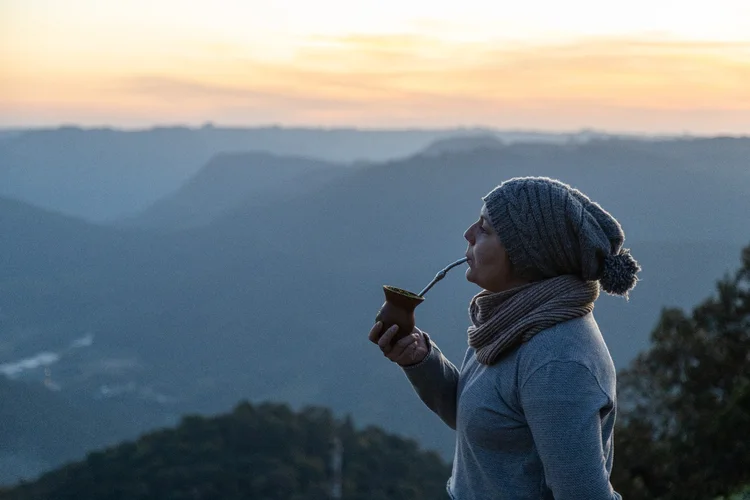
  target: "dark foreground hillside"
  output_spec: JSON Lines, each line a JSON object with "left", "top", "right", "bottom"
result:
{"left": 0, "top": 402, "right": 451, "bottom": 500}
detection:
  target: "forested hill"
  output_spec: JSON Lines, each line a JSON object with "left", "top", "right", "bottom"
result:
{"left": 0, "top": 402, "right": 451, "bottom": 500}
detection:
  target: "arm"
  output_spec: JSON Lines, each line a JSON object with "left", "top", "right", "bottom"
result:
{"left": 520, "top": 361, "right": 621, "bottom": 500}
{"left": 401, "top": 332, "right": 460, "bottom": 430}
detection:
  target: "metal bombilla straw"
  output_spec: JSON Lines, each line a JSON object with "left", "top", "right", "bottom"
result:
{"left": 418, "top": 257, "right": 469, "bottom": 297}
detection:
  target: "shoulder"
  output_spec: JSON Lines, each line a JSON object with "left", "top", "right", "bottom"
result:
{"left": 516, "top": 314, "right": 617, "bottom": 396}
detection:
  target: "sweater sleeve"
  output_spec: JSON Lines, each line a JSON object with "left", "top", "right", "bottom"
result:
{"left": 401, "top": 333, "right": 460, "bottom": 430}
{"left": 519, "top": 361, "right": 621, "bottom": 500}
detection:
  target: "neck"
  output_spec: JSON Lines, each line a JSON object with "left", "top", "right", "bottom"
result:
{"left": 485, "top": 276, "right": 531, "bottom": 294}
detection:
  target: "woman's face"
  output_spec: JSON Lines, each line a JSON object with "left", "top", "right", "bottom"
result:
{"left": 463, "top": 205, "right": 526, "bottom": 292}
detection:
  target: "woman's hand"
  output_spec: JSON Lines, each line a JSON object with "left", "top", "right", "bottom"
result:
{"left": 368, "top": 321, "right": 430, "bottom": 367}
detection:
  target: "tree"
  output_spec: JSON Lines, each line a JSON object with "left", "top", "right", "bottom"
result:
{"left": 0, "top": 402, "right": 450, "bottom": 500}
{"left": 613, "top": 245, "right": 750, "bottom": 499}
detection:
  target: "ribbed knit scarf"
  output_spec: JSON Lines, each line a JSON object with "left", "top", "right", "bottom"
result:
{"left": 468, "top": 275, "right": 600, "bottom": 365}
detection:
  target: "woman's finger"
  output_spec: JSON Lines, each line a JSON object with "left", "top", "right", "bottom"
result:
{"left": 377, "top": 325, "right": 399, "bottom": 354}
{"left": 389, "top": 331, "right": 417, "bottom": 359}
{"left": 393, "top": 332, "right": 417, "bottom": 350}
{"left": 368, "top": 321, "right": 383, "bottom": 343}
{"left": 407, "top": 342, "right": 421, "bottom": 363}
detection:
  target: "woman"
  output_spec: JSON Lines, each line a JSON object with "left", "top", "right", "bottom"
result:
{"left": 368, "top": 177, "right": 639, "bottom": 500}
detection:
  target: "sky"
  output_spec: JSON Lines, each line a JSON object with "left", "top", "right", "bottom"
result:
{"left": 2, "top": 0, "right": 749, "bottom": 134}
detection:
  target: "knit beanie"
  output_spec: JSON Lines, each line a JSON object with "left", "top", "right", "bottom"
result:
{"left": 482, "top": 176, "right": 640, "bottom": 297}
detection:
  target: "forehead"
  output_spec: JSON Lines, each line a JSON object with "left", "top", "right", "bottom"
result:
{"left": 480, "top": 204, "right": 489, "bottom": 218}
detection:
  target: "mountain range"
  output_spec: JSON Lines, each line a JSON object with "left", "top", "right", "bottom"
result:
{"left": 116, "top": 151, "right": 351, "bottom": 230}
{"left": 1, "top": 130, "right": 748, "bottom": 484}
{"left": 0, "top": 125, "right": 607, "bottom": 222}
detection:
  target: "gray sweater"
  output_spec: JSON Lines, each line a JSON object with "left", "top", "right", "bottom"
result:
{"left": 403, "top": 314, "right": 622, "bottom": 500}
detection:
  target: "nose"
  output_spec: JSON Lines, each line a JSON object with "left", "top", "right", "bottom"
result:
{"left": 464, "top": 224, "right": 474, "bottom": 244}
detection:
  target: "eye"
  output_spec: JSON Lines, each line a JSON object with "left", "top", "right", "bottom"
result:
{"left": 478, "top": 223, "right": 487, "bottom": 234}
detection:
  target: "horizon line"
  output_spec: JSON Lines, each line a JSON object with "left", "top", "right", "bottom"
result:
{"left": 1, "top": 122, "right": 747, "bottom": 139}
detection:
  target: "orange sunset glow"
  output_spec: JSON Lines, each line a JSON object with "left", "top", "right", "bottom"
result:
{"left": 2, "top": 0, "right": 749, "bottom": 133}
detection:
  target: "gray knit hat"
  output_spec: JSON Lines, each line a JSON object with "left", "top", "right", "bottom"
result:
{"left": 482, "top": 176, "right": 640, "bottom": 297}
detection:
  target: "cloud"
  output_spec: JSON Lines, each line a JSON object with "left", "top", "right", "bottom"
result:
{"left": 4, "top": 34, "right": 750, "bottom": 131}
{"left": 123, "top": 35, "right": 750, "bottom": 107}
